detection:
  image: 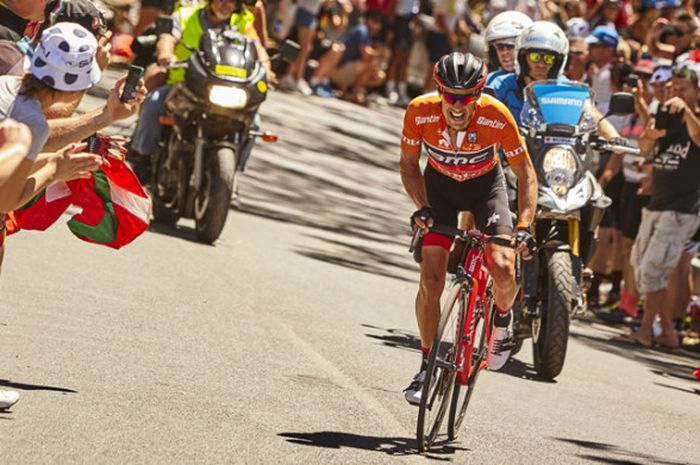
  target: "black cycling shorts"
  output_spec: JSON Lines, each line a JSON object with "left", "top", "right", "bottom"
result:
{"left": 619, "top": 181, "right": 650, "bottom": 240}
{"left": 423, "top": 162, "right": 514, "bottom": 250}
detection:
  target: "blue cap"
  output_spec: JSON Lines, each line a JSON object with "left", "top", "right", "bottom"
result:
{"left": 639, "top": 0, "right": 657, "bottom": 8}
{"left": 585, "top": 26, "right": 619, "bottom": 48}
{"left": 658, "top": 0, "right": 681, "bottom": 7}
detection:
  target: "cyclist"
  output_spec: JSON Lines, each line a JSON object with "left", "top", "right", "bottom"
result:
{"left": 484, "top": 11, "right": 532, "bottom": 86}
{"left": 400, "top": 52, "right": 538, "bottom": 405}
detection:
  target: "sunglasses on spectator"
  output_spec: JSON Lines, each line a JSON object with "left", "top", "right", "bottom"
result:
{"left": 439, "top": 90, "right": 480, "bottom": 105}
{"left": 672, "top": 68, "right": 693, "bottom": 78}
{"left": 528, "top": 52, "right": 556, "bottom": 65}
{"left": 495, "top": 43, "right": 515, "bottom": 51}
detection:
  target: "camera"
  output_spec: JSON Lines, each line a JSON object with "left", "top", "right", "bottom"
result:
{"left": 626, "top": 73, "right": 639, "bottom": 88}
{"left": 655, "top": 106, "right": 683, "bottom": 133}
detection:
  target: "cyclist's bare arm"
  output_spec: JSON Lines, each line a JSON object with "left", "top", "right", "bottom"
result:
{"left": 509, "top": 155, "right": 537, "bottom": 228}
{"left": 400, "top": 149, "right": 429, "bottom": 209}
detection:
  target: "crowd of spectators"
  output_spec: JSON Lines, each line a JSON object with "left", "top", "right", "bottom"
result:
{"left": 267, "top": 0, "right": 700, "bottom": 352}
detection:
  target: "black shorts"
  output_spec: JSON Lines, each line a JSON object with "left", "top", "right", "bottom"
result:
{"left": 391, "top": 15, "right": 415, "bottom": 52}
{"left": 600, "top": 171, "right": 625, "bottom": 229}
{"left": 619, "top": 181, "right": 650, "bottom": 240}
{"left": 424, "top": 163, "right": 514, "bottom": 249}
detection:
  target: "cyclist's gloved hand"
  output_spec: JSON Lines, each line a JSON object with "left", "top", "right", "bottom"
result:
{"left": 410, "top": 206, "right": 434, "bottom": 231}
{"left": 514, "top": 227, "right": 536, "bottom": 260}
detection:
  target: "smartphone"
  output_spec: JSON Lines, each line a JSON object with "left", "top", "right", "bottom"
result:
{"left": 120, "top": 65, "right": 145, "bottom": 103}
{"left": 626, "top": 73, "right": 639, "bottom": 88}
{"left": 655, "top": 106, "right": 683, "bottom": 133}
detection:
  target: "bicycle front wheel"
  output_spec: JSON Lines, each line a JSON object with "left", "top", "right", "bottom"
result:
{"left": 447, "top": 283, "right": 492, "bottom": 440}
{"left": 416, "top": 282, "right": 464, "bottom": 452}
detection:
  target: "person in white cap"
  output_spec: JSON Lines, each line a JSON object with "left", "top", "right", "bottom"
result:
{"left": 0, "top": 22, "right": 146, "bottom": 161}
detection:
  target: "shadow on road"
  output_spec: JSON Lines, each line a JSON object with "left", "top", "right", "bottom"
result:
{"left": 652, "top": 382, "right": 700, "bottom": 396}
{"left": 569, "top": 330, "right": 699, "bottom": 382}
{"left": 496, "top": 357, "right": 557, "bottom": 384}
{"left": 236, "top": 93, "right": 416, "bottom": 282}
{"left": 553, "top": 437, "right": 692, "bottom": 465}
{"left": 0, "top": 378, "right": 77, "bottom": 393}
{"left": 146, "top": 221, "right": 215, "bottom": 245}
{"left": 278, "top": 431, "right": 468, "bottom": 461}
{"left": 362, "top": 324, "right": 422, "bottom": 352}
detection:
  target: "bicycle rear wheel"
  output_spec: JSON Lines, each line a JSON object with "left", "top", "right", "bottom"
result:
{"left": 447, "top": 283, "right": 493, "bottom": 440}
{"left": 416, "top": 282, "right": 463, "bottom": 452}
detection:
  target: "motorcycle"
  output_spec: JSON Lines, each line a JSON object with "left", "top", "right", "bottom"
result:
{"left": 506, "top": 81, "right": 638, "bottom": 379}
{"left": 149, "top": 22, "right": 298, "bottom": 243}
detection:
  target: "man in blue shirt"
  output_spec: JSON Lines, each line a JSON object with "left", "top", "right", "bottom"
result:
{"left": 309, "top": 11, "right": 385, "bottom": 103}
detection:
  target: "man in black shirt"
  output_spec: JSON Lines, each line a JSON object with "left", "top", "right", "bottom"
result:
{"left": 626, "top": 62, "right": 700, "bottom": 349}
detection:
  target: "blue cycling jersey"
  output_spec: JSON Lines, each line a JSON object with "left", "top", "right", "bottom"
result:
{"left": 488, "top": 73, "right": 571, "bottom": 127}
{"left": 486, "top": 69, "right": 508, "bottom": 87}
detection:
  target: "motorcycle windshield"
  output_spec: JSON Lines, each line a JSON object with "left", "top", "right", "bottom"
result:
{"left": 521, "top": 81, "right": 598, "bottom": 132}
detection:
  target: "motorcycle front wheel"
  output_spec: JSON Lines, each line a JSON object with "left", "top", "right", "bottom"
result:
{"left": 194, "top": 147, "right": 236, "bottom": 244}
{"left": 532, "top": 250, "right": 574, "bottom": 380}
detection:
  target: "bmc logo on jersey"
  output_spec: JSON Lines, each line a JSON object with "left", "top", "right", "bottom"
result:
{"left": 476, "top": 116, "right": 506, "bottom": 130}
{"left": 428, "top": 145, "right": 493, "bottom": 166}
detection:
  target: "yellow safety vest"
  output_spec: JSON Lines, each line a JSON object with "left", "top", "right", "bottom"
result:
{"left": 167, "top": 5, "right": 256, "bottom": 84}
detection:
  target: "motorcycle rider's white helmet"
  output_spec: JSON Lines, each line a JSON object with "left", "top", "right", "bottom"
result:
{"left": 485, "top": 11, "right": 533, "bottom": 70}
{"left": 515, "top": 21, "right": 569, "bottom": 80}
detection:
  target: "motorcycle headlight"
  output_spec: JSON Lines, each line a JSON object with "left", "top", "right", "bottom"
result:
{"left": 542, "top": 146, "right": 577, "bottom": 197}
{"left": 209, "top": 85, "right": 248, "bottom": 109}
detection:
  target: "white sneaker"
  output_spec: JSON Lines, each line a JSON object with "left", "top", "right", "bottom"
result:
{"left": 0, "top": 390, "right": 19, "bottom": 410}
{"left": 487, "top": 311, "right": 515, "bottom": 371}
{"left": 403, "top": 371, "right": 425, "bottom": 406}
{"left": 296, "top": 79, "right": 313, "bottom": 96}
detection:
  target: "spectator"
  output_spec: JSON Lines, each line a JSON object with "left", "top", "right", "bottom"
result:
{"left": 586, "top": 25, "right": 620, "bottom": 117}
{"left": 566, "top": 37, "right": 589, "bottom": 81}
{"left": 587, "top": 0, "right": 625, "bottom": 29}
{"left": 620, "top": 62, "right": 700, "bottom": 349}
{"left": 624, "top": 0, "right": 659, "bottom": 55}
{"left": 423, "top": 0, "right": 470, "bottom": 91}
{"left": 309, "top": 11, "right": 386, "bottom": 103}
{"left": 385, "top": 0, "right": 420, "bottom": 106}
{"left": 566, "top": 17, "right": 590, "bottom": 40}
{"left": 279, "top": 0, "right": 325, "bottom": 95}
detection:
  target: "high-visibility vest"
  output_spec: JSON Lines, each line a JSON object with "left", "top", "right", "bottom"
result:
{"left": 167, "top": 5, "right": 256, "bottom": 84}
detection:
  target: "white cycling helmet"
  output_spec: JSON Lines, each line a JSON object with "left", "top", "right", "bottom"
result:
{"left": 485, "top": 11, "right": 533, "bottom": 71}
{"left": 515, "top": 21, "right": 569, "bottom": 80}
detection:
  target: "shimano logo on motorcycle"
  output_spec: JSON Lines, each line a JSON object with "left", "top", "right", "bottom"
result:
{"left": 476, "top": 116, "right": 506, "bottom": 130}
{"left": 540, "top": 97, "right": 584, "bottom": 107}
{"left": 415, "top": 115, "right": 441, "bottom": 125}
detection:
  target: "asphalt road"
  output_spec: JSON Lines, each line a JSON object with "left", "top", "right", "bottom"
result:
{"left": 1, "top": 70, "right": 698, "bottom": 465}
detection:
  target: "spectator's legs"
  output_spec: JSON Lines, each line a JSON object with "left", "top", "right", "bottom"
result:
{"left": 637, "top": 289, "right": 663, "bottom": 346}
{"left": 620, "top": 236, "right": 640, "bottom": 316}
{"left": 588, "top": 226, "right": 613, "bottom": 305}
{"left": 310, "top": 44, "right": 345, "bottom": 82}
{"left": 293, "top": 25, "right": 315, "bottom": 81}
{"left": 667, "top": 249, "right": 694, "bottom": 320}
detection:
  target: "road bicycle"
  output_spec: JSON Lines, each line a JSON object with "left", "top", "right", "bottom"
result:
{"left": 409, "top": 225, "right": 520, "bottom": 452}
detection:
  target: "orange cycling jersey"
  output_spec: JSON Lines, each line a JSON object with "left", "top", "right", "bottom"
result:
{"left": 401, "top": 93, "right": 527, "bottom": 182}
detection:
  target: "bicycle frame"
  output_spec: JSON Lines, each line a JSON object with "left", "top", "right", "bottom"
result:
{"left": 454, "top": 238, "right": 492, "bottom": 386}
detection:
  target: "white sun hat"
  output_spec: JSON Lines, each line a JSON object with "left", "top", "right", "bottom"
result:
{"left": 30, "top": 22, "right": 101, "bottom": 92}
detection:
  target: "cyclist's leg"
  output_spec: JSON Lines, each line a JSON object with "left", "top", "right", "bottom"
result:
{"left": 473, "top": 165, "right": 517, "bottom": 311}
{"left": 417, "top": 245, "right": 450, "bottom": 348}
{"left": 416, "top": 164, "right": 458, "bottom": 348}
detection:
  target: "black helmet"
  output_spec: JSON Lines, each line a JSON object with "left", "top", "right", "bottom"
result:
{"left": 433, "top": 52, "right": 488, "bottom": 92}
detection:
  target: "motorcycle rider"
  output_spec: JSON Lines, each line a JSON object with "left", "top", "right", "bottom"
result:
{"left": 130, "top": 0, "right": 272, "bottom": 180}
{"left": 484, "top": 11, "right": 532, "bottom": 86}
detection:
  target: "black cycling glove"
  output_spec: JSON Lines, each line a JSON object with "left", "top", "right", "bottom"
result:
{"left": 514, "top": 228, "right": 537, "bottom": 256}
{"left": 410, "top": 206, "right": 434, "bottom": 229}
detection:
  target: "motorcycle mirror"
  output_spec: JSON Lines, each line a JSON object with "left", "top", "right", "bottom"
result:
{"left": 604, "top": 92, "right": 635, "bottom": 118}
{"left": 155, "top": 15, "right": 174, "bottom": 36}
{"left": 280, "top": 40, "right": 300, "bottom": 63}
